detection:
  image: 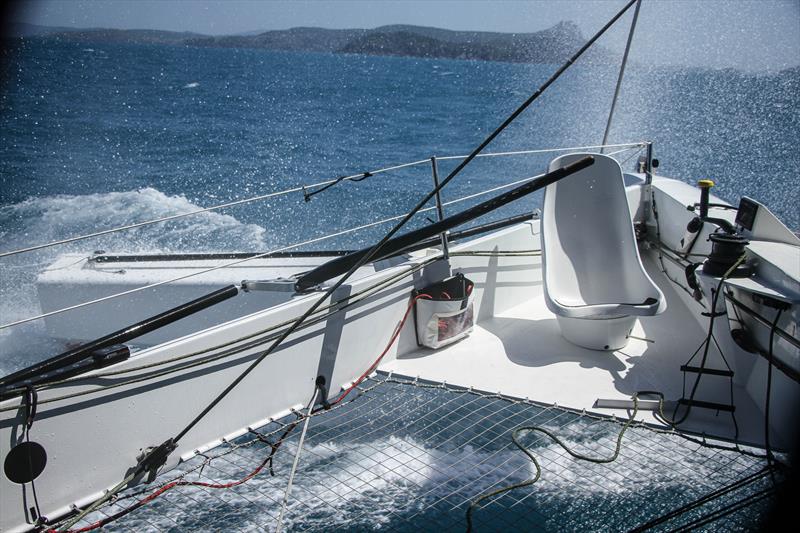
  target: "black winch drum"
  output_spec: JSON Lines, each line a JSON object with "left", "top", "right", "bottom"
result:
{"left": 702, "top": 233, "right": 750, "bottom": 277}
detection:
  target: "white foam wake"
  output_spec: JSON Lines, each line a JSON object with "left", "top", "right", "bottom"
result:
{"left": 0, "top": 188, "right": 270, "bottom": 375}
{"left": 0, "top": 187, "right": 268, "bottom": 256}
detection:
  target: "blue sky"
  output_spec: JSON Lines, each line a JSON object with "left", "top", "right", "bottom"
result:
{"left": 12, "top": 0, "right": 800, "bottom": 71}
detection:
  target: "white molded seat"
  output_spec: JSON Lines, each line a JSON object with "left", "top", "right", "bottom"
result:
{"left": 541, "top": 153, "right": 665, "bottom": 350}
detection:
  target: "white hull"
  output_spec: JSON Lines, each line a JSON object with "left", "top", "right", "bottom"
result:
{"left": 1, "top": 173, "right": 798, "bottom": 532}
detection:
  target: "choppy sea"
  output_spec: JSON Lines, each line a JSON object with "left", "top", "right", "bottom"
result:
{"left": 0, "top": 39, "right": 796, "bottom": 531}
{"left": 1, "top": 40, "right": 798, "bottom": 375}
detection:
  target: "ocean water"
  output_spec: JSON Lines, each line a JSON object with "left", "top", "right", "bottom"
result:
{"left": 0, "top": 40, "right": 795, "bottom": 531}
{"left": 0, "top": 40, "right": 798, "bottom": 371}
{"left": 78, "top": 376, "right": 775, "bottom": 532}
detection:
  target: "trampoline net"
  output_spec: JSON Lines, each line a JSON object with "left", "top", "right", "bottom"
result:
{"left": 65, "top": 374, "right": 781, "bottom": 532}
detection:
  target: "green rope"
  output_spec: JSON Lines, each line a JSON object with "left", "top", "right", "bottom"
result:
{"left": 466, "top": 394, "right": 639, "bottom": 532}
{"left": 57, "top": 472, "right": 138, "bottom": 532}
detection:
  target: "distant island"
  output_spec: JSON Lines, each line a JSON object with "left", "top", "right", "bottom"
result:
{"left": 4, "top": 22, "right": 610, "bottom": 64}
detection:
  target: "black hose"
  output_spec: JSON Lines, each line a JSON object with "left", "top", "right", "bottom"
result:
{"left": 764, "top": 309, "right": 784, "bottom": 477}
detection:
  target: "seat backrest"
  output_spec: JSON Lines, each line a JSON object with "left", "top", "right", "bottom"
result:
{"left": 542, "top": 153, "right": 662, "bottom": 315}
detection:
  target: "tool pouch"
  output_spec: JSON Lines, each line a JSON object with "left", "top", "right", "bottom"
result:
{"left": 414, "top": 273, "right": 474, "bottom": 349}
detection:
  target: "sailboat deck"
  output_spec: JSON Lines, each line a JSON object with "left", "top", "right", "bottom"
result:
{"left": 383, "top": 258, "right": 768, "bottom": 448}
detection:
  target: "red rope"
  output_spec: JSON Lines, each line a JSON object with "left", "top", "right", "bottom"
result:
{"left": 329, "top": 293, "right": 430, "bottom": 406}
{"left": 56, "top": 292, "right": 430, "bottom": 532}
{"left": 57, "top": 451, "right": 275, "bottom": 533}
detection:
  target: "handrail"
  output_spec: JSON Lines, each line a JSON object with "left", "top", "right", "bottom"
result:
{"left": 0, "top": 165, "right": 580, "bottom": 330}
{"left": 435, "top": 142, "right": 644, "bottom": 161}
{"left": 0, "top": 142, "right": 645, "bottom": 259}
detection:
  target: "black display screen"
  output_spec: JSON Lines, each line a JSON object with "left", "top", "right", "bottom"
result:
{"left": 735, "top": 197, "right": 758, "bottom": 231}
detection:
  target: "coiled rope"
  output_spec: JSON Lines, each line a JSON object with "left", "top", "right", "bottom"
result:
{"left": 465, "top": 394, "right": 639, "bottom": 531}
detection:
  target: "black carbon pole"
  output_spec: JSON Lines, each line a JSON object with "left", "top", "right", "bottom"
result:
{"left": 0, "top": 284, "right": 240, "bottom": 393}
{"left": 295, "top": 156, "right": 593, "bottom": 290}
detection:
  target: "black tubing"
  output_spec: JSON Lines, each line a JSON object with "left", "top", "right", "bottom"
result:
{"left": 394, "top": 212, "right": 537, "bottom": 257}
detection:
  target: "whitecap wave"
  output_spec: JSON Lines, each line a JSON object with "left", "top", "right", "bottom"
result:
{"left": 0, "top": 187, "right": 268, "bottom": 256}
{"left": 0, "top": 188, "right": 270, "bottom": 375}
{"left": 183, "top": 82, "right": 200, "bottom": 89}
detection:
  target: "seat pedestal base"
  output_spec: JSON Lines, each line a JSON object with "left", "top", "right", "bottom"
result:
{"left": 556, "top": 315, "right": 636, "bottom": 351}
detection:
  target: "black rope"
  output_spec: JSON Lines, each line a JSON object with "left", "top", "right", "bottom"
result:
{"left": 650, "top": 192, "right": 704, "bottom": 301}
{"left": 710, "top": 330, "right": 740, "bottom": 441}
{"left": 303, "top": 172, "right": 373, "bottom": 202}
{"left": 668, "top": 485, "right": 778, "bottom": 532}
{"left": 251, "top": 377, "right": 330, "bottom": 477}
{"left": 350, "top": 172, "right": 372, "bottom": 182}
{"left": 248, "top": 416, "right": 303, "bottom": 477}
{"left": 687, "top": 202, "right": 738, "bottom": 212}
{"left": 24, "top": 385, "right": 37, "bottom": 430}
{"left": 764, "top": 309, "right": 784, "bottom": 479}
{"left": 666, "top": 251, "right": 744, "bottom": 428}
{"left": 629, "top": 465, "right": 775, "bottom": 532}
{"left": 23, "top": 386, "right": 44, "bottom": 525}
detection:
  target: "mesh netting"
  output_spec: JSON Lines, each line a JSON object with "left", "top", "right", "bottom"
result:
{"left": 66, "top": 374, "right": 779, "bottom": 532}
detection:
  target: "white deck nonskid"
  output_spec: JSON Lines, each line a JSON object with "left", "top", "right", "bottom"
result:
{"left": 383, "top": 256, "right": 769, "bottom": 447}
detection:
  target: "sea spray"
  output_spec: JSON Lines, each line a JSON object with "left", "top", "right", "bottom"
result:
{"left": 0, "top": 188, "right": 270, "bottom": 375}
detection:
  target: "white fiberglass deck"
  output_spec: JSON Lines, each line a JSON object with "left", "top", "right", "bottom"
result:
{"left": 383, "top": 256, "right": 768, "bottom": 447}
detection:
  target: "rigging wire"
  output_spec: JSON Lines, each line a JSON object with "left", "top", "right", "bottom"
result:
{"left": 0, "top": 144, "right": 643, "bottom": 331}
{"left": 433, "top": 142, "right": 644, "bottom": 161}
{"left": 764, "top": 308, "right": 784, "bottom": 479}
{"left": 45, "top": 0, "right": 644, "bottom": 526}
{"left": 0, "top": 143, "right": 643, "bottom": 260}
{"left": 0, "top": 159, "right": 428, "bottom": 260}
{"left": 0, "top": 163, "right": 571, "bottom": 331}
{"left": 275, "top": 387, "right": 318, "bottom": 533}
{"left": 601, "top": 0, "right": 642, "bottom": 151}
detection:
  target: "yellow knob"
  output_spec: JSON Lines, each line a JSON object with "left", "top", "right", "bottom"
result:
{"left": 698, "top": 179, "right": 715, "bottom": 188}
